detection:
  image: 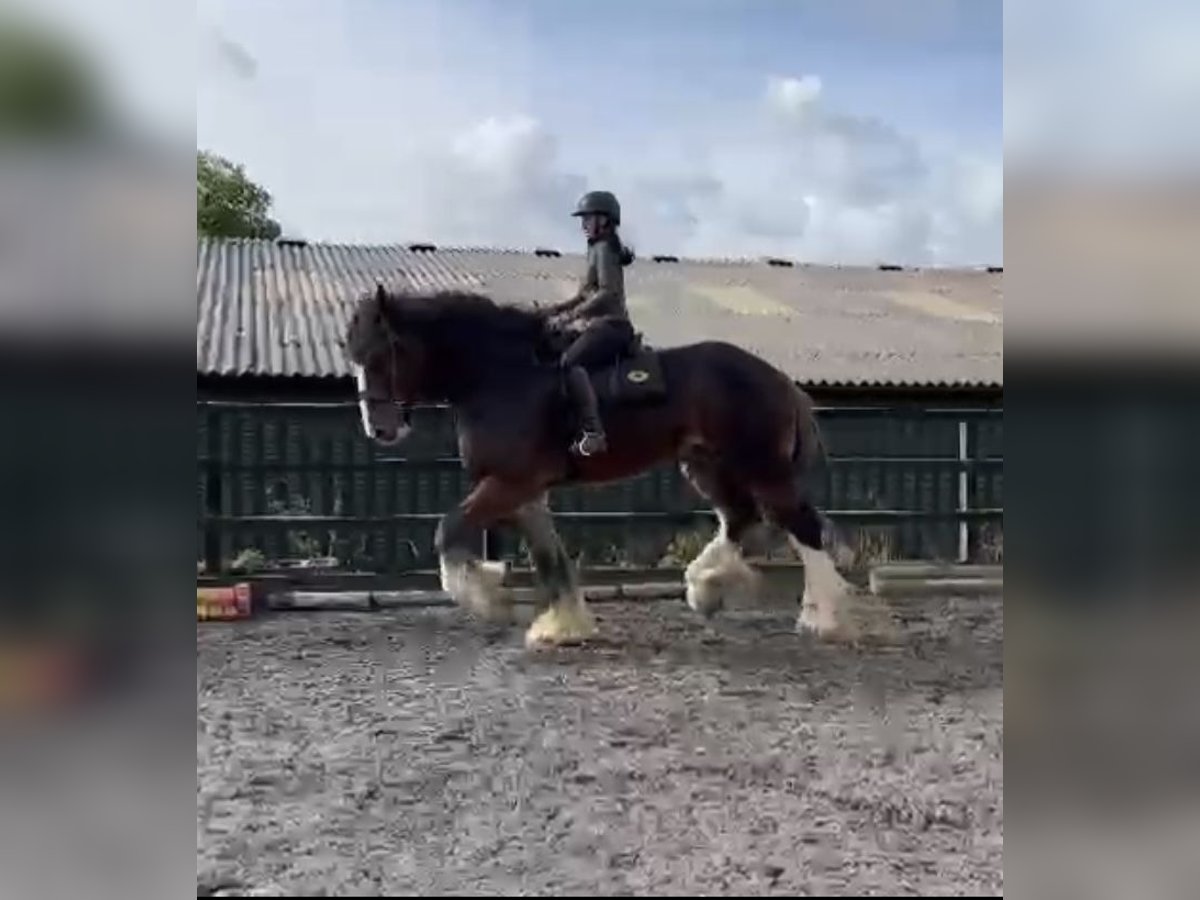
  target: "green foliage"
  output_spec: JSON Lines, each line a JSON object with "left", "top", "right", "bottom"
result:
{"left": 659, "top": 529, "right": 710, "bottom": 567}
{"left": 197, "top": 150, "right": 282, "bottom": 239}
{"left": 846, "top": 526, "right": 896, "bottom": 572}
{"left": 229, "top": 547, "right": 266, "bottom": 574}
{"left": 0, "top": 17, "right": 109, "bottom": 139}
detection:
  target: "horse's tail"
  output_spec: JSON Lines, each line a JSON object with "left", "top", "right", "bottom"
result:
{"left": 790, "top": 383, "right": 826, "bottom": 473}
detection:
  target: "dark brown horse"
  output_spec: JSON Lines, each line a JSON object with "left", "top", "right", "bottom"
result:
{"left": 347, "top": 284, "right": 870, "bottom": 647}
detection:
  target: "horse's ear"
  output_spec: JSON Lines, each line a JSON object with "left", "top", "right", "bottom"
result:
{"left": 373, "top": 283, "right": 392, "bottom": 326}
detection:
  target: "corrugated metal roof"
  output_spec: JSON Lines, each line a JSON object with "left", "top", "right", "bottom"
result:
{"left": 196, "top": 238, "right": 1002, "bottom": 387}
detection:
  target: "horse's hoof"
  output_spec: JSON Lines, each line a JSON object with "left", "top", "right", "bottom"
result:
{"left": 796, "top": 614, "right": 861, "bottom": 645}
{"left": 525, "top": 603, "right": 596, "bottom": 648}
{"left": 685, "top": 578, "right": 725, "bottom": 619}
{"left": 797, "top": 627, "right": 858, "bottom": 647}
{"left": 525, "top": 634, "right": 587, "bottom": 650}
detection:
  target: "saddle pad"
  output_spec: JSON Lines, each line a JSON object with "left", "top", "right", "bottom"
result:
{"left": 591, "top": 349, "right": 667, "bottom": 406}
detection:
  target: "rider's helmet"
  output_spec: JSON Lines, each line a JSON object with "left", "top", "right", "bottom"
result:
{"left": 571, "top": 190, "right": 621, "bottom": 226}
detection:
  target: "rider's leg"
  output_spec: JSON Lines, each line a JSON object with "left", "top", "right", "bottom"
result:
{"left": 564, "top": 365, "right": 606, "bottom": 456}
{"left": 560, "top": 322, "right": 625, "bottom": 457}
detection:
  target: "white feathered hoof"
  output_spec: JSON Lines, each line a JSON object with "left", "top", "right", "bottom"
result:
{"left": 796, "top": 597, "right": 861, "bottom": 644}
{"left": 685, "top": 571, "right": 727, "bottom": 618}
{"left": 525, "top": 594, "right": 596, "bottom": 648}
{"left": 794, "top": 545, "right": 865, "bottom": 644}
{"left": 685, "top": 540, "right": 759, "bottom": 618}
{"left": 440, "top": 556, "right": 515, "bottom": 624}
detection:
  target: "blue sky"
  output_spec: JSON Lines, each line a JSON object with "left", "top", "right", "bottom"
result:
{"left": 197, "top": 0, "right": 1003, "bottom": 265}
{"left": 512, "top": 0, "right": 1001, "bottom": 145}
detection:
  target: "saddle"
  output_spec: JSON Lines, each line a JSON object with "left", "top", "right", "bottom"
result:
{"left": 584, "top": 331, "right": 668, "bottom": 407}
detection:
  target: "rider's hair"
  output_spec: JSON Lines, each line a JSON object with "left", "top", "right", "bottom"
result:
{"left": 607, "top": 231, "right": 635, "bottom": 267}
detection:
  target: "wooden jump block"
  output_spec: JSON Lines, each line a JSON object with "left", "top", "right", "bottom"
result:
{"left": 197, "top": 584, "right": 255, "bottom": 621}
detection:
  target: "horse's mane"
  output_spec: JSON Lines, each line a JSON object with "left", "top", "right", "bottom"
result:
{"left": 347, "top": 286, "right": 551, "bottom": 374}
{"left": 402, "top": 288, "right": 546, "bottom": 339}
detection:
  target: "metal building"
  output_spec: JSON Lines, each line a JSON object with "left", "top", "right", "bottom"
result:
{"left": 197, "top": 238, "right": 1002, "bottom": 576}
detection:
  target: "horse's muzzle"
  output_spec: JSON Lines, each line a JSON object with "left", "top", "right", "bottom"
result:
{"left": 372, "top": 425, "right": 411, "bottom": 445}
{"left": 371, "top": 405, "right": 413, "bottom": 445}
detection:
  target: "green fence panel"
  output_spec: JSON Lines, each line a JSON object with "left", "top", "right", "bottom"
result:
{"left": 197, "top": 400, "right": 1002, "bottom": 573}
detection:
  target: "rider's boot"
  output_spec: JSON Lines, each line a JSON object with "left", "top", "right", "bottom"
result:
{"left": 565, "top": 366, "right": 607, "bottom": 457}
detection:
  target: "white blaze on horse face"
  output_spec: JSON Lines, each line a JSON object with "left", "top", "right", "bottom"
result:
{"left": 354, "top": 362, "right": 413, "bottom": 445}
{"left": 353, "top": 364, "right": 372, "bottom": 440}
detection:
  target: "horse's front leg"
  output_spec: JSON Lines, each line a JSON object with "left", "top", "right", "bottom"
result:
{"left": 512, "top": 495, "right": 595, "bottom": 648}
{"left": 435, "top": 476, "right": 538, "bottom": 625}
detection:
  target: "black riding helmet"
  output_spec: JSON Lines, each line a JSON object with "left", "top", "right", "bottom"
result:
{"left": 571, "top": 190, "right": 621, "bottom": 226}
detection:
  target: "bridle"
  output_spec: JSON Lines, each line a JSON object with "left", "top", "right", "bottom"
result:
{"left": 355, "top": 299, "right": 414, "bottom": 432}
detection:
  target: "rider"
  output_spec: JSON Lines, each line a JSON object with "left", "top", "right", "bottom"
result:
{"left": 546, "top": 189, "right": 636, "bottom": 457}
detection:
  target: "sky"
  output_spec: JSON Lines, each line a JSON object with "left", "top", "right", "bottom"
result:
{"left": 193, "top": 0, "right": 1003, "bottom": 267}
{"left": 16, "top": 0, "right": 1200, "bottom": 269}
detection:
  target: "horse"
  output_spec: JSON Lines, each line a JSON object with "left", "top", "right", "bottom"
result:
{"left": 346, "top": 283, "right": 870, "bottom": 648}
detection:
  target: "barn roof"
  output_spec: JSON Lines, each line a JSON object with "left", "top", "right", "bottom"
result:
{"left": 196, "top": 238, "right": 1002, "bottom": 389}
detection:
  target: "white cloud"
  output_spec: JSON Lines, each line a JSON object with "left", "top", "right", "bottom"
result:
{"left": 607, "top": 76, "right": 999, "bottom": 265}
{"left": 197, "top": 4, "right": 1001, "bottom": 266}
{"left": 765, "top": 75, "right": 823, "bottom": 119}
{"left": 363, "top": 74, "right": 1002, "bottom": 266}
{"left": 411, "top": 116, "right": 587, "bottom": 248}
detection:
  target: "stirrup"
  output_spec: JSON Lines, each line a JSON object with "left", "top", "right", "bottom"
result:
{"left": 573, "top": 431, "right": 607, "bottom": 457}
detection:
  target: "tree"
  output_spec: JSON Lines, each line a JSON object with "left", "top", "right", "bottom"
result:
{"left": 197, "top": 150, "right": 282, "bottom": 239}
{"left": 0, "top": 16, "right": 110, "bottom": 139}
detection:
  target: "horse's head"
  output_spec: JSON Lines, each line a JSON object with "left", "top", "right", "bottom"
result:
{"left": 346, "top": 285, "right": 558, "bottom": 444}
{"left": 345, "top": 284, "right": 429, "bottom": 445}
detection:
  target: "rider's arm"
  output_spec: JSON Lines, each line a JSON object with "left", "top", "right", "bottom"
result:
{"left": 572, "top": 240, "right": 622, "bottom": 317}
{"left": 546, "top": 262, "right": 593, "bottom": 316}
{"left": 547, "top": 292, "right": 586, "bottom": 316}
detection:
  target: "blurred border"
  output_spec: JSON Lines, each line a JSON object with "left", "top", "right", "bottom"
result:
{"left": 1006, "top": 0, "right": 1200, "bottom": 895}
{"left": 0, "top": 5, "right": 196, "bottom": 900}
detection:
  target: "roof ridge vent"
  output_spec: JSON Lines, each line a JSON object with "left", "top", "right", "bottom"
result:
{"left": 878, "top": 263, "right": 904, "bottom": 272}
{"left": 534, "top": 247, "right": 562, "bottom": 258}
{"left": 651, "top": 254, "right": 680, "bottom": 263}
{"left": 407, "top": 242, "right": 437, "bottom": 253}
{"left": 765, "top": 257, "right": 794, "bottom": 268}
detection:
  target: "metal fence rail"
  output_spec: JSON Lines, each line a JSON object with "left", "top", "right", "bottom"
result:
{"left": 198, "top": 400, "right": 1002, "bottom": 573}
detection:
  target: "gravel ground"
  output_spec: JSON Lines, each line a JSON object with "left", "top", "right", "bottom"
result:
{"left": 197, "top": 590, "right": 1003, "bottom": 896}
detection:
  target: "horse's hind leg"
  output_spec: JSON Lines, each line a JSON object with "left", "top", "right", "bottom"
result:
{"left": 753, "top": 480, "right": 867, "bottom": 642}
{"left": 680, "top": 460, "right": 763, "bottom": 618}
{"left": 512, "top": 495, "right": 595, "bottom": 647}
